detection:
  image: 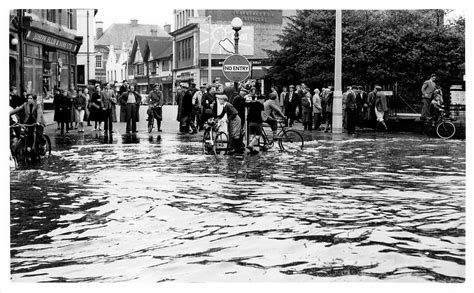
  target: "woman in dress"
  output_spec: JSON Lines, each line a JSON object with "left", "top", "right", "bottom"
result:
{"left": 89, "top": 85, "right": 104, "bottom": 130}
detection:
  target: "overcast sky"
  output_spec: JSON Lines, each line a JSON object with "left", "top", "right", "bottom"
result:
{"left": 95, "top": 7, "right": 175, "bottom": 31}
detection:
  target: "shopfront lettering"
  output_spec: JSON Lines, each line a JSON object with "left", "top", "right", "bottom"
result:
{"left": 205, "top": 10, "right": 282, "bottom": 25}
{"left": 26, "top": 30, "right": 77, "bottom": 52}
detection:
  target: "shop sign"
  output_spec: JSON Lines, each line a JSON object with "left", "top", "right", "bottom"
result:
{"left": 26, "top": 30, "right": 78, "bottom": 52}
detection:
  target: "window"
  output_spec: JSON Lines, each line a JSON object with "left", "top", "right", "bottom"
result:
{"left": 46, "top": 10, "right": 56, "bottom": 23}
{"left": 95, "top": 55, "right": 102, "bottom": 68}
{"left": 67, "top": 9, "right": 74, "bottom": 29}
{"left": 150, "top": 61, "right": 157, "bottom": 74}
{"left": 162, "top": 60, "right": 170, "bottom": 71}
{"left": 177, "top": 37, "right": 193, "bottom": 62}
{"left": 137, "top": 64, "right": 144, "bottom": 75}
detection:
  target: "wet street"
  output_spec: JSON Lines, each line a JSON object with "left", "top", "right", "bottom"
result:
{"left": 10, "top": 106, "right": 465, "bottom": 282}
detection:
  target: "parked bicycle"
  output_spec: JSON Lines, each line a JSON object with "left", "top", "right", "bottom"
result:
{"left": 423, "top": 110, "right": 456, "bottom": 139}
{"left": 202, "top": 118, "right": 229, "bottom": 155}
{"left": 10, "top": 123, "right": 52, "bottom": 167}
{"left": 257, "top": 119, "right": 304, "bottom": 152}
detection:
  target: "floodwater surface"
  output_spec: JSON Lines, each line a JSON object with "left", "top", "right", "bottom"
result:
{"left": 10, "top": 131, "right": 465, "bottom": 282}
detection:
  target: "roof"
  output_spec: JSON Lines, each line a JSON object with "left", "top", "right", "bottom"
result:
{"left": 96, "top": 22, "right": 170, "bottom": 49}
{"left": 147, "top": 39, "right": 173, "bottom": 60}
{"left": 130, "top": 36, "right": 171, "bottom": 64}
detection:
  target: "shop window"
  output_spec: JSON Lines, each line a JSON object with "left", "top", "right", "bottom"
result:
{"left": 96, "top": 55, "right": 102, "bottom": 68}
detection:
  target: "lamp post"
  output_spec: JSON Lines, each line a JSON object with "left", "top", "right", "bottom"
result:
{"left": 207, "top": 15, "right": 212, "bottom": 84}
{"left": 231, "top": 17, "right": 242, "bottom": 92}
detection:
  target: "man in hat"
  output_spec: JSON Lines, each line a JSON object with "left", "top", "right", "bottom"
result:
{"left": 179, "top": 82, "right": 197, "bottom": 134}
{"left": 147, "top": 83, "right": 164, "bottom": 132}
{"left": 374, "top": 85, "right": 388, "bottom": 131}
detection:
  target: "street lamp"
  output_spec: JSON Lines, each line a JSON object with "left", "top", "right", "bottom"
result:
{"left": 231, "top": 17, "right": 242, "bottom": 54}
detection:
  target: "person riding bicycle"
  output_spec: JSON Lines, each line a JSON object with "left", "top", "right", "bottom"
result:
{"left": 147, "top": 83, "right": 164, "bottom": 132}
{"left": 10, "top": 93, "right": 47, "bottom": 154}
{"left": 429, "top": 90, "right": 444, "bottom": 125}
{"left": 263, "top": 91, "right": 287, "bottom": 139}
{"left": 246, "top": 94, "right": 266, "bottom": 154}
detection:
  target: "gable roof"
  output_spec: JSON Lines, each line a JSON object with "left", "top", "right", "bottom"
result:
{"left": 96, "top": 22, "right": 170, "bottom": 49}
{"left": 129, "top": 36, "right": 171, "bottom": 64}
{"left": 147, "top": 39, "right": 173, "bottom": 60}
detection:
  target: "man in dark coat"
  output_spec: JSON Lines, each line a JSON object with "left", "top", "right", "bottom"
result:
{"left": 179, "top": 83, "right": 197, "bottom": 134}
{"left": 284, "top": 85, "right": 297, "bottom": 127}
{"left": 119, "top": 80, "right": 129, "bottom": 96}
{"left": 119, "top": 85, "right": 141, "bottom": 133}
{"left": 345, "top": 86, "right": 357, "bottom": 134}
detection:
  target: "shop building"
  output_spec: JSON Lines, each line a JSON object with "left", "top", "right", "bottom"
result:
{"left": 170, "top": 9, "right": 295, "bottom": 95}
{"left": 9, "top": 9, "right": 83, "bottom": 97}
{"left": 143, "top": 39, "right": 173, "bottom": 104}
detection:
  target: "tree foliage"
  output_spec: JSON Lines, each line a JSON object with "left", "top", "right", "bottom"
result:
{"left": 266, "top": 10, "right": 465, "bottom": 95}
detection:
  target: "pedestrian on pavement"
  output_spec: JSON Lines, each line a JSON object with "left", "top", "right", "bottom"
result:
{"left": 73, "top": 88, "right": 87, "bottom": 132}
{"left": 284, "top": 85, "right": 297, "bottom": 127}
{"left": 84, "top": 87, "right": 91, "bottom": 126}
{"left": 147, "top": 83, "right": 164, "bottom": 132}
{"left": 367, "top": 86, "right": 378, "bottom": 130}
{"left": 101, "top": 83, "right": 116, "bottom": 134}
{"left": 216, "top": 94, "right": 242, "bottom": 154}
{"left": 374, "top": 85, "right": 388, "bottom": 131}
{"left": 119, "top": 85, "right": 141, "bottom": 133}
{"left": 312, "top": 88, "right": 322, "bottom": 131}
{"left": 301, "top": 91, "right": 312, "bottom": 130}
{"left": 345, "top": 86, "right": 357, "bottom": 134}
{"left": 279, "top": 86, "right": 287, "bottom": 114}
{"left": 356, "top": 86, "right": 368, "bottom": 128}
{"left": 421, "top": 73, "right": 437, "bottom": 120}
{"left": 324, "top": 86, "right": 334, "bottom": 133}
{"left": 295, "top": 84, "right": 303, "bottom": 122}
{"left": 89, "top": 85, "right": 104, "bottom": 131}
{"left": 193, "top": 84, "right": 205, "bottom": 131}
{"left": 58, "top": 89, "right": 71, "bottom": 134}
{"left": 68, "top": 87, "right": 78, "bottom": 130}
{"left": 52, "top": 87, "right": 62, "bottom": 130}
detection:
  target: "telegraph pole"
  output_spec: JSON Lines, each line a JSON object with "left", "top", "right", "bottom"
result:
{"left": 332, "top": 10, "right": 343, "bottom": 133}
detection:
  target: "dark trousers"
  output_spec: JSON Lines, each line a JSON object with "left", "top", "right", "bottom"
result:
{"left": 346, "top": 108, "right": 357, "bottom": 133}
{"left": 60, "top": 121, "right": 69, "bottom": 134}
{"left": 125, "top": 103, "right": 137, "bottom": 133}
{"left": 103, "top": 109, "right": 113, "bottom": 132}
{"left": 421, "top": 98, "right": 431, "bottom": 119}
{"left": 313, "top": 113, "right": 322, "bottom": 130}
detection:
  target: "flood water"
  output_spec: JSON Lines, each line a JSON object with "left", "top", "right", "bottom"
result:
{"left": 10, "top": 132, "right": 465, "bottom": 282}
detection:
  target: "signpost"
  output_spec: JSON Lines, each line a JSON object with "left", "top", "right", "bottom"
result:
{"left": 222, "top": 54, "right": 251, "bottom": 82}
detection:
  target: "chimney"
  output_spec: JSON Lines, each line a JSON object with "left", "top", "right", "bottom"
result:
{"left": 164, "top": 24, "right": 171, "bottom": 34}
{"left": 96, "top": 21, "right": 104, "bottom": 39}
{"left": 150, "top": 29, "right": 157, "bottom": 36}
{"left": 130, "top": 19, "right": 138, "bottom": 26}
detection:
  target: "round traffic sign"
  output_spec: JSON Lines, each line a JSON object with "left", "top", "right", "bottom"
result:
{"left": 222, "top": 54, "right": 251, "bottom": 82}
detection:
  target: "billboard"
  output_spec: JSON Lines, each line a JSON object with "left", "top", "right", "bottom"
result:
{"left": 199, "top": 24, "right": 254, "bottom": 56}
{"left": 205, "top": 10, "right": 283, "bottom": 25}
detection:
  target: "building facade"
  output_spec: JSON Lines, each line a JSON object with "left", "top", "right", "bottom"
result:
{"left": 170, "top": 9, "right": 295, "bottom": 95}
{"left": 94, "top": 19, "right": 170, "bottom": 87}
{"left": 75, "top": 9, "right": 97, "bottom": 86}
{"left": 9, "top": 9, "right": 83, "bottom": 97}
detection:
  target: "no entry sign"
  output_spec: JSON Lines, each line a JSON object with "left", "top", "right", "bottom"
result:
{"left": 222, "top": 54, "right": 251, "bottom": 82}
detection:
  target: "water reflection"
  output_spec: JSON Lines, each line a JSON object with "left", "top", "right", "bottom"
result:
{"left": 10, "top": 133, "right": 465, "bottom": 282}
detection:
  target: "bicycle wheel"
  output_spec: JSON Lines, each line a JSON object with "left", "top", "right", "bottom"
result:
{"left": 213, "top": 132, "right": 229, "bottom": 155}
{"left": 258, "top": 131, "right": 273, "bottom": 151}
{"left": 436, "top": 121, "right": 456, "bottom": 139}
{"left": 279, "top": 130, "right": 304, "bottom": 152}
{"left": 148, "top": 119, "right": 153, "bottom": 133}
{"left": 43, "top": 135, "right": 52, "bottom": 157}
{"left": 202, "top": 129, "right": 213, "bottom": 154}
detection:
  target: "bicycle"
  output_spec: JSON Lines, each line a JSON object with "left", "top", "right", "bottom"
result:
{"left": 202, "top": 118, "right": 229, "bottom": 155}
{"left": 423, "top": 110, "right": 456, "bottom": 139}
{"left": 147, "top": 105, "right": 162, "bottom": 133}
{"left": 257, "top": 119, "right": 304, "bottom": 152}
{"left": 10, "top": 123, "right": 52, "bottom": 167}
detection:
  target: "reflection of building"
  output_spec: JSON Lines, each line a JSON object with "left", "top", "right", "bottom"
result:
{"left": 170, "top": 9, "right": 295, "bottom": 95}
{"left": 94, "top": 19, "right": 170, "bottom": 87}
{"left": 9, "top": 9, "right": 83, "bottom": 96}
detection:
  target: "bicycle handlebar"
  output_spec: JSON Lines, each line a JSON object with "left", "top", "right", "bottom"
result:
{"left": 10, "top": 123, "right": 39, "bottom": 128}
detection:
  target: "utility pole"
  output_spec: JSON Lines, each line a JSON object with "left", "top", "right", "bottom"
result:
{"left": 207, "top": 15, "right": 212, "bottom": 84}
{"left": 87, "top": 10, "right": 90, "bottom": 85}
{"left": 332, "top": 10, "right": 343, "bottom": 134}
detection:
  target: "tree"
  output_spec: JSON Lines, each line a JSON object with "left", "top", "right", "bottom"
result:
{"left": 266, "top": 9, "right": 465, "bottom": 105}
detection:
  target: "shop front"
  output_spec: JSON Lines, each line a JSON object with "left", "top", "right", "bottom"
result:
{"left": 13, "top": 27, "right": 82, "bottom": 97}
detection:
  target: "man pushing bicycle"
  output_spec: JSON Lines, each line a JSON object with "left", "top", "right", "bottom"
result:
{"left": 147, "top": 83, "right": 164, "bottom": 132}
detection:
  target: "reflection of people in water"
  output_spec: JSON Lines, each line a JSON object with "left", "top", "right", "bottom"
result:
{"left": 122, "top": 133, "right": 140, "bottom": 144}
